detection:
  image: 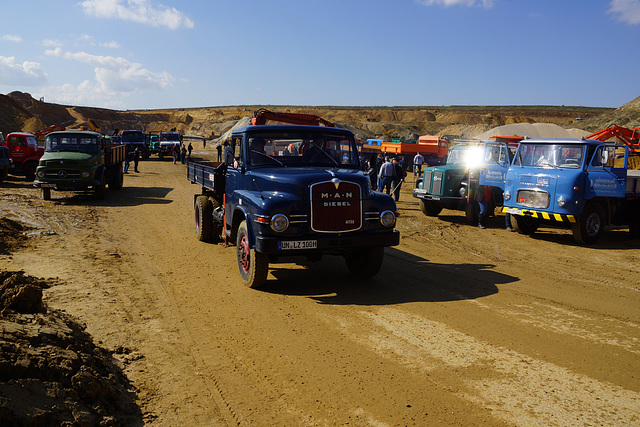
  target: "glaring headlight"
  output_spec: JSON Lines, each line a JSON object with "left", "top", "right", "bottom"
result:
{"left": 556, "top": 196, "right": 565, "bottom": 207}
{"left": 81, "top": 171, "right": 90, "bottom": 178}
{"left": 37, "top": 171, "right": 45, "bottom": 178}
{"left": 504, "top": 190, "right": 511, "bottom": 201}
{"left": 380, "top": 210, "right": 396, "bottom": 228}
{"left": 270, "top": 214, "right": 289, "bottom": 232}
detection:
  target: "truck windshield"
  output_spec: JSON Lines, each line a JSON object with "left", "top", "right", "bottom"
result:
{"left": 247, "top": 131, "right": 360, "bottom": 168}
{"left": 160, "top": 133, "right": 180, "bottom": 142}
{"left": 515, "top": 144, "right": 584, "bottom": 168}
{"left": 45, "top": 135, "right": 98, "bottom": 153}
{"left": 121, "top": 132, "right": 145, "bottom": 143}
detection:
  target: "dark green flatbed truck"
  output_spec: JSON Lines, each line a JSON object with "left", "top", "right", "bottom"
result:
{"left": 33, "top": 130, "right": 125, "bottom": 200}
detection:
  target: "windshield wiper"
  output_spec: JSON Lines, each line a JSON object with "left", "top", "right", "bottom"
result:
{"left": 251, "top": 150, "right": 285, "bottom": 166}
{"left": 308, "top": 144, "right": 339, "bottom": 167}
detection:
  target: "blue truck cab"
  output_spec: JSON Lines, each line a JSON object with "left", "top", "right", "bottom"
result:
{"left": 188, "top": 125, "right": 400, "bottom": 288}
{"left": 503, "top": 138, "right": 640, "bottom": 244}
{"left": 413, "top": 140, "right": 517, "bottom": 224}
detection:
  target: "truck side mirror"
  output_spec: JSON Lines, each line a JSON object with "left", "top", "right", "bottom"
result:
{"left": 600, "top": 149, "right": 609, "bottom": 166}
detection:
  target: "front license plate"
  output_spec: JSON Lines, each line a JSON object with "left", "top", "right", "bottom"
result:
{"left": 278, "top": 240, "right": 317, "bottom": 250}
{"left": 506, "top": 207, "right": 522, "bottom": 215}
{"left": 41, "top": 183, "right": 56, "bottom": 188}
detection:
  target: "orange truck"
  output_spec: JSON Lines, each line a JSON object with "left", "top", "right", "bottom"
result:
{"left": 380, "top": 135, "right": 449, "bottom": 166}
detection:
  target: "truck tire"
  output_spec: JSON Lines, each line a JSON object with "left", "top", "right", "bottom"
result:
{"left": 344, "top": 246, "right": 384, "bottom": 279}
{"left": 42, "top": 188, "right": 51, "bottom": 200}
{"left": 572, "top": 204, "right": 604, "bottom": 245}
{"left": 195, "top": 196, "right": 213, "bottom": 242}
{"left": 110, "top": 166, "right": 124, "bottom": 190}
{"left": 236, "top": 220, "right": 268, "bottom": 289}
{"left": 95, "top": 172, "right": 106, "bottom": 199}
{"left": 418, "top": 199, "right": 442, "bottom": 216}
{"left": 24, "top": 161, "right": 37, "bottom": 181}
{"left": 465, "top": 201, "right": 479, "bottom": 225}
{"left": 512, "top": 214, "right": 539, "bottom": 235}
{"left": 0, "top": 170, "right": 7, "bottom": 182}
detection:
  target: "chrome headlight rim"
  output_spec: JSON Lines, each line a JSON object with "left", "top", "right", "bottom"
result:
{"left": 270, "top": 213, "right": 289, "bottom": 232}
{"left": 81, "top": 171, "right": 90, "bottom": 178}
{"left": 380, "top": 210, "right": 396, "bottom": 228}
{"left": 504, "top": 190, "right": 511, "bottom": 201}
{"left": 556, "top": 195, "right": 565, "bottom": 207}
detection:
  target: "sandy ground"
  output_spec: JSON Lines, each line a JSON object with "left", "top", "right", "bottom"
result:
{"left": 1, "top": 150, "right": 639, "bottom": 426}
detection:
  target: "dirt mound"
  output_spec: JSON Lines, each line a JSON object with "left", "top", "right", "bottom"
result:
{"left": 0, "top": 217, "right": 28, "bottom": 254}
{"left": 0, "top": 270, "right": 141, "bottom": 425}
{"left": 472, "top": 123, "right": 590, "bottom": 140}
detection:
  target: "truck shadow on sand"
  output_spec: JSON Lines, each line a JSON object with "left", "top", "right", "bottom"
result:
{"left": 45, "top": 186, "right": 174, "bottom": 207}
{"left": 262, "top": 247, "right": 515, "bottom": 305}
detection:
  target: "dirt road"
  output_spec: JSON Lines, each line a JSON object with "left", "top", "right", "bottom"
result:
{"left": 1, "top": 152, "right": 639, "bottom": 426}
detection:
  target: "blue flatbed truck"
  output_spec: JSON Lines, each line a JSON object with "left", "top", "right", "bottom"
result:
{"left": 187, "top": 125, "right": 400, "bottom": 288}
{"left": 502, "top": 138, "right": 640, "bottom": 244}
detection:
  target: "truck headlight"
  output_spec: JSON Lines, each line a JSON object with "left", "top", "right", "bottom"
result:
{"left": 81, "top": 171, "right": 90, "bottom": 178}
{"left": 556, "top": 196, "right": 565, "bottom": 207}
{"left": 380, "top": 210, "right": 396, "bottom": 228}
{"left": 504, "top": 190, "right": 511, "bottom": 201}
{"left": 37, "top": 171, "right": 45, "bottom": 178}
{"left": 459, "top": 186, "right": 466, "bottom": 197}
{"left": 270, "top": 214, "right": 289, "bottom": 232}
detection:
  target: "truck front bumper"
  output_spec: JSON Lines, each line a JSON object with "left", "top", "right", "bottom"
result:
{"left": 255, "top": 230, "right": 400, "bottom": 255}
{"left": 34, "top": 179, "right": 100, "bottom": 190}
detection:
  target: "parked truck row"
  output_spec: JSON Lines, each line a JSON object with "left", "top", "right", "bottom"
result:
{"left": 413, "top": 135, "right": 640, "bottom": 244}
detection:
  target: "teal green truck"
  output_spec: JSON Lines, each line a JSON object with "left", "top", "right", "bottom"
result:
{"left": 33, "top": 130, "right": 125, "bottom": 200}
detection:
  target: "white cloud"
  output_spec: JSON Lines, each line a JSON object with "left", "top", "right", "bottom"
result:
{"left": 1, "top": 34, "right": 23, "bottom": 42}
{"left": 40, "top": 80, "right": 125, "bottom": 109}
{"left": 608, "top": 0, "right": 640, "bottom": 25}
{"left": 417, "top": 0, "right": 494, "bottom": 7}
{"left": 0, "top": 56, "right": 48, "bottom": 86}
{"left": 79, "top": 0, "right": 194, "bottom": 30}
{"left": 42, "top": 39, "right": 63, "bottom": 47}
{"left": 101, "top": 41, "right": 121, "bottom": 48}
{"left": 45, "top": 48, "right": 174, "bottom": 94}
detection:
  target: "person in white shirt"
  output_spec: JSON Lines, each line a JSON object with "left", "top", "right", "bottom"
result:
{"left": 413, "top": 152, "right": 424, "bottom": 175}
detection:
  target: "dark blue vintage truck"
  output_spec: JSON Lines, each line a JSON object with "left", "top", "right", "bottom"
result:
{"left": 503, "top": 138, "right": 640, "bottom": 244}
{"left": 187, "top": 124, "right": 400, "bottom": 288}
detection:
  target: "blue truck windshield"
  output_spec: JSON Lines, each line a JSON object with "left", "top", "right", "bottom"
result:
{"left": 121, "top": 132, "right": 144, "bottom": 143}
{"left": 515, "top": 144, "right": 584, "bottom": 168}
{"left": 247, "top": 132, "right": 360, "bottom": 168}
{"left": 45, "top": 135, "right": 98, "bottom": 153}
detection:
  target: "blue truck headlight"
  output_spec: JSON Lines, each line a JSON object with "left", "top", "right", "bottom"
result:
{"left": 504, "top": 190, "right": 511, "bottom": 201}
{"left": 380, "top": 210, "right": 396, "bottom": 228}
{"left": 556, "top": 196, "right": 565, "bottom": 207}
{"left": 81, "top": 171, "right": 90, "bottom": 178}
{"left": 270, "top": 214, "right": 289, "bottom": 232}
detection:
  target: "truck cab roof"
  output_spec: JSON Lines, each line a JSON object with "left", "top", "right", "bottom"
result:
{"left": 233, "top": 124, "right": 353, "bottom": 135}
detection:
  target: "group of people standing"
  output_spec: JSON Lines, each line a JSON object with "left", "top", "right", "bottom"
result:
{"left": 172, "top": 142, "right": 193, "bottom": 165}
{"left": 366, "top": 153, "right": 410, "bottom": 201}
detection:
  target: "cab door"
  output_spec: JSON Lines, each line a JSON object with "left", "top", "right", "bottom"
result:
{"left": 7, "top": 135, "right": 26, "bottom": 164}
{"left": 224, "top": 135, "right": 245, "bottom": 236}
{"left": 479, "top": 142, "right": 511, "bottom": 189}
{"left": 585, "top": 144, "right": 627, "bottom": 199}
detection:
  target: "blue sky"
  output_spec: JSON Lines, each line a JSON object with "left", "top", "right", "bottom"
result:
{"left": 1, "top": 0, "right": 639, "bottom": 110}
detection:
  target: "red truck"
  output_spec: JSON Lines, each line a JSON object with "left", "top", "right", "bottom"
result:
{"left": 2, "top": 132, "right": 44, "bottom": 180}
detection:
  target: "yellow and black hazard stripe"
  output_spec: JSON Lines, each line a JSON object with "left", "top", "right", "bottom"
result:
{"left": 501, "top": 207, "right": 576, "bottom": 223}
